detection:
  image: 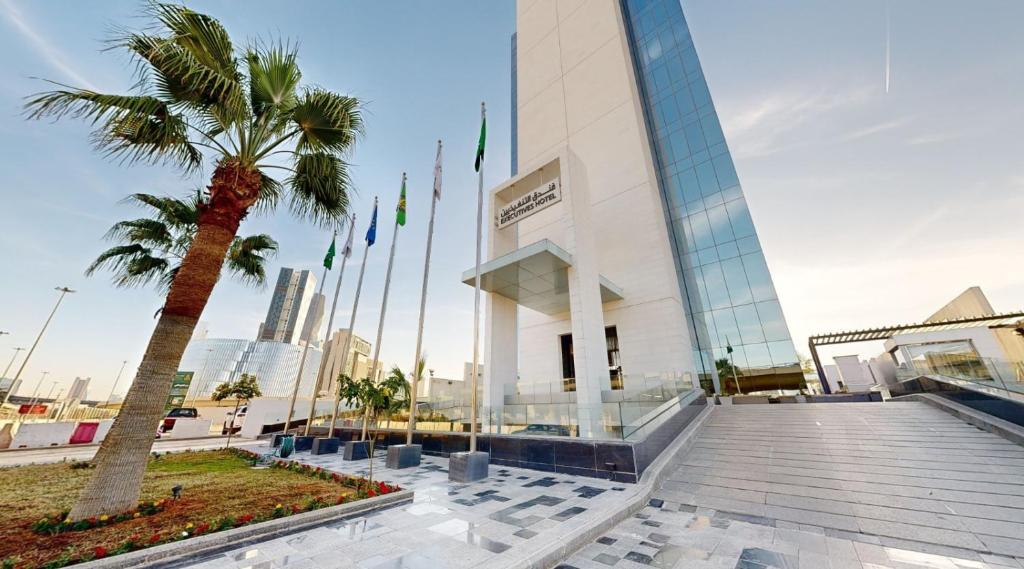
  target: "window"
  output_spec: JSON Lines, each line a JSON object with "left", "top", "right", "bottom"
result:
{"left": 606, "top": 326, "right": 623, "bottom": 390}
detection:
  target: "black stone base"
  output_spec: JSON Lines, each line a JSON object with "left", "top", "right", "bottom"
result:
{"left": 343, "top": 440, "right": 370, "bottom": 461}
{"left": 271, "top": 433, "right": 293, "bottom": 448}
{"left": 294, "top": 435, "right": 315, "bottom": 452}
{"left": 386, "top": 444, "right": 422, "bottom": 469}
{"left": 449, "top": 451, "right": 489, "bottom": 482}
{"left": 312, "top": 437, "right": 340, "bottom": 455}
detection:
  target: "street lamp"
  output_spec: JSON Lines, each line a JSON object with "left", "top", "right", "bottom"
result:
{"left": 9, "top": 287, "right": 76, "bottom": 389}
{"left": 22, "top": 371, "right": 49, "bottom": 422}
{"left": 105, "top": 359, "right": 129, "bottom": 407}
{"left": 2, "top": 347, "right": 26, "bottom": 380}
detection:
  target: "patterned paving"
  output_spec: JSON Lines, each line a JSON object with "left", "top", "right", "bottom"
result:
{"left": 173, "top": 449, "right": 631, "bottom": 569}
{"left": 559, "top": 401, "right": 1024, "bottom": 569}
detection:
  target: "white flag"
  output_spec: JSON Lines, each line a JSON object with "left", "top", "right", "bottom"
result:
{"left": 342, "top": 216, "right": 355, "bottom": 258}
{"left": 433, "top": 140, "right": 443, "bottom": 200}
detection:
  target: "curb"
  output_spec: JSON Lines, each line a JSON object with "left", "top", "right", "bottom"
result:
{"left": 498, "top": 404, "right": 715, "bottom": 569}
{"left": 72, "top": 489, "right": 414, "bottom": 568}
{"left": 903, "top": 393, "right": 1024, "bottom": 446}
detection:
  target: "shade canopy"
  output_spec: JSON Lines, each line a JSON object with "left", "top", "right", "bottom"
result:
{"left": 461, "top": 239, "right": 623, "bottom": 315}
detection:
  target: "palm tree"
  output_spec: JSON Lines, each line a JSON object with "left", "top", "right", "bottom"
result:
{"left": 211, "top": 374, "right": 262, "bottom": 449}
{"left": 87, "top": 192, "right": 278, "bottom": 292}
{"left": 339, "top": 368, "right": 409, "bottom": 484}
{"left": 26, "top": 4, "right": 362, "bottom": 519}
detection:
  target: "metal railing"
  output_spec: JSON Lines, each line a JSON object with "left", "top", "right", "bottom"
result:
{"left": 895, "top": 354, "right": 1024, "bottom": 400}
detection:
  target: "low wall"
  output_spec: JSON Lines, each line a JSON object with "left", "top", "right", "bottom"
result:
{"left": 11, "top": 422, "right": 78, "bottom": 448}
{"left": 165, "top": 419, "right": 212, "bottom": 439}
{"left": 302, "top": 393, "right": 708, "bottom": 483}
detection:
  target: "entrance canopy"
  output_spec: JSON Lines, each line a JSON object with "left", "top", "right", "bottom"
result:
{"left": 462, "top": 239, "right": 623, "bottom": 315}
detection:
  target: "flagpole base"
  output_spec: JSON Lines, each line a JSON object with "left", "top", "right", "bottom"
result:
{"left": 386, "top": 444, "right": 422, "bottom": 469}
{"left": 294, "top": 436, "right": 316, "bottom": 452}
{"left": 449, "top": 451, "right": 489, "bottom": 482}
{"left": 342, "top": 440, "right": 370, "bottom": 461}
{"left": 312, "top": 437, "right": 340, "bottom": 455}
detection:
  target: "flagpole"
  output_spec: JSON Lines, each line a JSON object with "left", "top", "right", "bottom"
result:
{"left": 303, "top": 216, "right": 356, "bottom": 436}
{"left": 363, "top": 172, "right": 405, "bottom": 441}
{"left": 283, "top": 231, "right": 335, "bottom": 434}
{"left": 328, "top": 198, "right": 377, "bottom": 435}
{"left": 407, "top": 141, "right": 442, "bottom": 445}
{"left": 469, "top": 103, "right": 485, "bottom": 453}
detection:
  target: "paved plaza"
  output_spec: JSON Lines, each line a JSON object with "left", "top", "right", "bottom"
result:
{"left": 163, "top": 401, "right": 1024, "bottom": 569}
{"left": 560, "top": 402, "right": 1024, "bottom": 569}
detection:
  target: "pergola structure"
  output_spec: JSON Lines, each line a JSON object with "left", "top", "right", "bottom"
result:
{"left": 807, "top": 312, "right": 1024, "bottom": 394}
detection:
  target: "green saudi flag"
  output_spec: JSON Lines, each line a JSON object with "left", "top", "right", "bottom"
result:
{"left": 323, "top": 236, "right": 336, "bottom": 270}
{"left": 474, "top": 104, "right": 486, "bottom": 172}
{"left": 396, "top": 176, "right": 407, "bottom": 226}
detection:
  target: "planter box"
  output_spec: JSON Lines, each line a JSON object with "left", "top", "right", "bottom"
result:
{"left": 271, "top": 433, "right": 292, "bottom": 448}
{"left": 294, "top": 436, "right": 315, "bottom": 452}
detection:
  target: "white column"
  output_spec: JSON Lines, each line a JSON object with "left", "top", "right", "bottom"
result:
{"left": 561, "top": 150, "right": 611, "bottom": 438}
{"left": 482, "top": 187, "right": 518, "bottom": 433}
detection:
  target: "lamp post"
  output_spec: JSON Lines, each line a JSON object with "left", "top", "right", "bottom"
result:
{"left": 187, "top": 348, "right": 214, "bottom": 408}
{"left": 9, "top": 287, "right": 75, "bottom": 389}
{"left": 105, "top": 360, "right": 129, "bottom": 407}
{"left": 22, "top": 371, "right": 49, "bottom": 422}
{"left": 2, "top": 347, "right": 25, "bottom": 379}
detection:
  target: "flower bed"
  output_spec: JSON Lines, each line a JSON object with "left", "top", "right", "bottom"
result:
{"left": 0, "top": 449, "right": 400, "bottom": 569}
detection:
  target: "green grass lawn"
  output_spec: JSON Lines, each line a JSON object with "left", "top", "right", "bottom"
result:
{"left": 0, "top": 449, "right": 357, "bottom": 568}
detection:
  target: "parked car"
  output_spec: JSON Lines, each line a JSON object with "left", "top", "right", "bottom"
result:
{"left": 512, "top": 424, "right": 572, "bottom": 437}
{"left": 156, "top": 407, "right": 199, "bottom": 438}
{"left": 222, "top": 405, "right": 247, "bottom": 435}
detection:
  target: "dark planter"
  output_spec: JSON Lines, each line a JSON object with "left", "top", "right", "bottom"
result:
{"left": 343, "top": 440, "right": 370, "bottom": 461}
{"left": 294, "top": 436, "right": 316, "bottom": 452}
{"left": 271, "top": 433, "right": 293, "bottom": 448}
{"left": 386, "top": 444, "right": 422, "bottom": 469}
{"left": 449, "top": 451, "right": 489, "bottom": 482}
{"left": 312, "top": 437, "right": 340, "bottom": 455}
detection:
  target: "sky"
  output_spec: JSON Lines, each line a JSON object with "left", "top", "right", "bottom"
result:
{"left": 0, "top": 0, "right": 1021, "bottom": 399}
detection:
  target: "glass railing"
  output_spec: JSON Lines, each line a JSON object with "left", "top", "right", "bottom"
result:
{"left": 894, "top": 354, "right": 1024, "bottom": 400}
{"left": 318, "top": 372, "right": 704, "bottom": 441}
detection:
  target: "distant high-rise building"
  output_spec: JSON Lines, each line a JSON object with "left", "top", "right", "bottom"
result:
{"left": 258, "top": 268, "right": 318, "bottom": 345}
{"left": 179, "top": 338, "right": 322, "bottom": 400}
{"left": 67, "top": 377, "right": 91, "bottom": 401}
{"left": 320, "top": 329, "right": 384, "bottom": 396}
{"left": 300, "top": 293, "right": 326, "bottom": 348}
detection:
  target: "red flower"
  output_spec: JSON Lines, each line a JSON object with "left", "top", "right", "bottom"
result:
{"left": 93, "top": 546, "right": 108, "bottom": 559}
{"left": 367, "top": 489, "right": 377, "bottom": 497}
{"left": 148, "top": 533, "right": 161, "bottom": 544}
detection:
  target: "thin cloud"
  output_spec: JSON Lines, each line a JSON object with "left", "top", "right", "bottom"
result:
{"left": 0, "top": 0, "right": 98, "bottom": 90}
{"left": 837, "top": 118, "right": 910, "bottom": 142}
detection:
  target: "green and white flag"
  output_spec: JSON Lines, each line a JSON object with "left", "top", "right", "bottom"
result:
{"left": 396, "top": 174, "right": 407, "bottom": 226}
{"left": 474, "top": 104, "right": 486, "bottom": 172}
{"left": 323, "top": 236, "right": 336, "bottom": 270}
{"left": 433, "top": 140, "right": 443, "bottom": 200}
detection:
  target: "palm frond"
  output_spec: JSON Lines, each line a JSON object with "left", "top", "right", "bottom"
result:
{"left": 251, "top": 172, "right": 283, "bottom": 216}
{"left": 290, "top": 89, "right": 362, "bottom": 154}
{"left": 247, "top": 42, "right": 301, "bottom": 119}
{"left": 125, "top": 33, "right": 246, "bottom": 122}
{"left": 85, "top": 244, "right": 171, "bottom": 288}
{"left": 151, "top": 3, "right": 238, "bottom": 80}
{"left": 288, "top": 152, "right": 351, "bottom": 227}
{"left": 226, "top": 233, "right": 278, "bottom": 286}
{"left": 104, "top": 218, "right": 174, "bottom": 248}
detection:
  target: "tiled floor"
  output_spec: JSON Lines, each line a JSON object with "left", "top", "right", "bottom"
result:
{"left": 174, "top": 449, "right": 631, "bottom": 569}
{"left": 559, "top": 401, "right": 1024, "bottom": 569}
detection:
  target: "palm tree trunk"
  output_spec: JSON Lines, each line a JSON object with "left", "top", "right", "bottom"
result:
{"left": 69, "top": 160, "right": 259, "bottom": 520}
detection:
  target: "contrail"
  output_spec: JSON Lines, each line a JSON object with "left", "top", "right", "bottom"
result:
{"left": 885, "top": 1, "right": 891, "bottom": 93}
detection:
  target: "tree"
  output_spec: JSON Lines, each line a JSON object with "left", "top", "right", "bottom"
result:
{"left": 87, "top": 192, "right": 277, "bottom": 292}
{"left": 715, "top": 357, "right": 743, "bottom": 395}
{"left": 338, "top": 369, "right": 409, "bottom": 485}
{"left": 27, "top": 4, "right": 362, "bottom": 519}
{"left": 211, "top": 374, "right": 262, "bottom": 449}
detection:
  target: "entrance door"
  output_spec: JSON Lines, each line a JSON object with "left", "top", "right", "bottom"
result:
{"left": 559, "top": 327, "right": 624, "bottom": 392}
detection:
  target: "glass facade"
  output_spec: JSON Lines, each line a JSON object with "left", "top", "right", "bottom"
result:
{"left": 179, "top": 338, "right": 322, "bottom": 400}
{"left": 511, "top": 32, "right": 518, "bottom": 176}
{"left": 620, "top": 0, "right": 803, "bottom": 394}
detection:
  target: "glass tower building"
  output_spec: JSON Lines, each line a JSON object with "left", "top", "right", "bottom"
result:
{"left": 619, "top": 0, "right": 803, "bottom": 394}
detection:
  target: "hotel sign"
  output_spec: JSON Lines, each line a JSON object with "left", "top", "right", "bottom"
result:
{"left": 496, "top": 178, "right": 562, "bottom": 229}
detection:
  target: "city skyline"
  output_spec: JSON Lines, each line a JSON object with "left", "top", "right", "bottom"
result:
{"left": 0, "top": 0, "right": 1021, "bottom": 398}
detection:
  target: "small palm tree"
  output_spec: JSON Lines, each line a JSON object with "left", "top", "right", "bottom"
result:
{"left": 87, "top": 192, "right": 277, "bottom": 291}
{"left": 211, "top": 374, "right": 262, "bottom": 449}
{"left": 26, "top": 4, "right": 362, "bottom": 519}
{"left": 338, "top": 368, "right": 409, "bottom": 484}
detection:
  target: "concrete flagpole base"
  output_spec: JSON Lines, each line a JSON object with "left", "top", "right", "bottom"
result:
{"left": 386, "top": 444, "right": 422, "bottom": 469}
{"left": 448, "top": 451, "right": 489, "bottom": 482}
